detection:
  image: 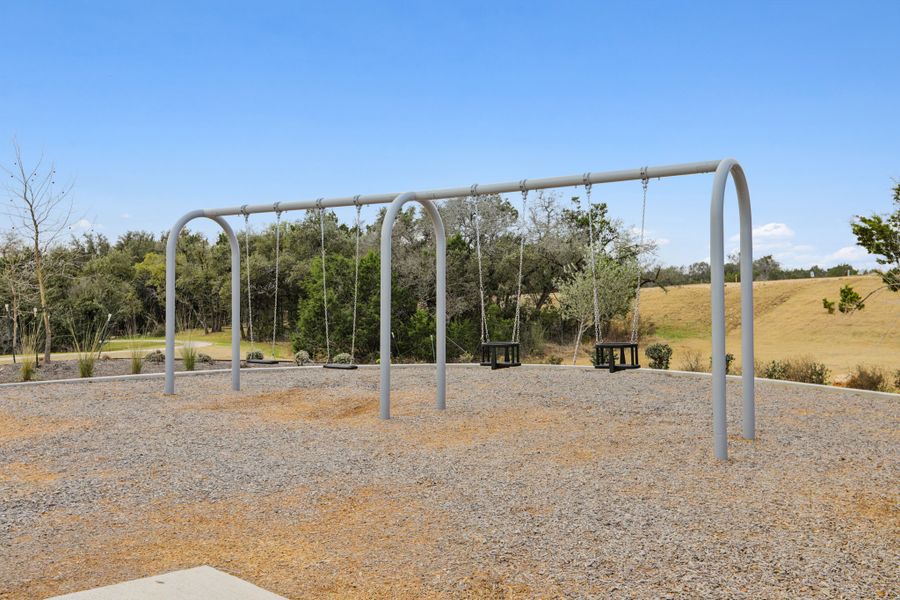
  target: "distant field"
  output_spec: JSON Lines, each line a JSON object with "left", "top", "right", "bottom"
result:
{"left": 639, "top": 275, "right": 899, "bottom": 378}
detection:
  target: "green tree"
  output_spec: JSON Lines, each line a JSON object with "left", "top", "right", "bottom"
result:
{"left": 824, "top": 182, "right": 900, "bottom": 313}
{"left": 850, "top": 182, "right": 900, "bottom": 292}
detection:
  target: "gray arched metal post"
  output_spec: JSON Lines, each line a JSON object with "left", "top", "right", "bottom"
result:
{"left": 165, "top": 210, "right": 241, "bottom": 395}
{"left": 709, "top": 158, "right": 754, "bottom": 460}
{"left": 379, "top": 193, "right": 446, "bottom": 419}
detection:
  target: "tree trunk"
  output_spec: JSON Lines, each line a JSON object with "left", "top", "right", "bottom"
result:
{"left": 572, "top": 319, "right": 586, "bottom": 365}
{"left": 32, "top": 236, "right": 52, "bottom": 363}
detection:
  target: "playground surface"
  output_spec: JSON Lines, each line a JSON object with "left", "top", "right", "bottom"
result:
{"left": 1, "top": 365, "right": 897, "bottom": 599}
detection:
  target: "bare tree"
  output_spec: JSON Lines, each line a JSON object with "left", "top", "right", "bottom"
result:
{"left": 3, "top": 140, "right": 75, "bottom": 362}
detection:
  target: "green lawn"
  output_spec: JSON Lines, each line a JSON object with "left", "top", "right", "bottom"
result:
{"left": 108, "top": 329, "right": 295, "bottom": 361}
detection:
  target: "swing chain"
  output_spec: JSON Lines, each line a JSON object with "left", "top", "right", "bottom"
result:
{"left": 512, "top": 180, "right": 528, "bottom": 343}
{"left": 271, "top": 203, "right": 283, "bottom": 357}
{"left": 317, "top": 199, "right": 331, "bottom": 362}
{"left": 471, "top": 184, "right": 489, "bottom": 344}
{"left": 240, "top": 206, "right": 256, "bottom": 350}
{"left": 630, "top": 169, "right": 650, "bottom": 343}
{"left": 583, "top": 175, "right": 602, "bottom": 344}
{"left": 350, "top": 200, "right": 362, "bottom": 362}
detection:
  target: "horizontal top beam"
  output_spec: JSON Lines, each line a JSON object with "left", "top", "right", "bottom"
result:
{"left": 201, "top": 159, "right": 723, "bottom": 217}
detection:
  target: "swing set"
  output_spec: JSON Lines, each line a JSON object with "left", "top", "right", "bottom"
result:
{"left": 239, "top": 200, "right": 365, "bottom": 369}
{"left": 164, "top": 159, "right": 756, "bottom": 460}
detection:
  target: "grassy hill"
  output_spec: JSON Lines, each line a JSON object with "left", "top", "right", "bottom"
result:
{"left": 639, "top": 275, "right": 899, "bottom": 378}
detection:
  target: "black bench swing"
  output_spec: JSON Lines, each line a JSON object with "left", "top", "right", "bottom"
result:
{"left": 582, "top": 174, "right": 649, "bottom": 373}
{"left": 319, "top": 200, "right": 361, "bottom": 370}
{"left": 471, "top": 185, "right": 528, "bottom": 370}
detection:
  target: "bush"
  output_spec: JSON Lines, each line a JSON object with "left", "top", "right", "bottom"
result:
{"left": 846, "top": 365, "right": 890, "bottom": 392}
{"left": 77, "top": 354, "right": 96, "bottom": 378}
{"left": 198, "top": 353, "right": 215, "bottom": 364}
{"left": 130, "top": 349, "right": 143, "bottom": 374}
{"left": 759, "top": 360, "right": 786, "bottom": 380}
{"left": 644, "top": 343, "right": 672, "bottom": 370}
{"left": 246, "top": 350, "right": 264, "bottom": 361}
{"left": 181, "top": 345, "right": 197, "bottom": 371}
{"left": 69, "top": 318, "right": 107, "bottom": 378}
{"left": 759, "top": 357, "right": 829, "bottom": 385}
{"left": 19, "top": 330, "right": 39, "bottom": 382}
{"left": 894, "top": 370, "right": 900, "bottom": 392}
{"left": 456, "top": 351, "right": 474, "bottom": 364}
{"left": 544, "top": 354, "right": 563, "bottom": 365}
{"left": 144, "top": 350, "right": 165, "bottom": 364}
{"left": 838, "top": 284, "right": 864, "bottom": 313}
{"left": 294, "top": 350, "right": 312, "bottom": 366}
{"left": 679, "top": 350, "right": 706, "bottom": 372}
{"left": 332, "top": 352, "right": 353, "bottom": 364}
{"left": 709, "top": 353, "right": 735, "bottom": 374}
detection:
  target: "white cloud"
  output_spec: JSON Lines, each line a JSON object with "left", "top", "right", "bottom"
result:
{"left": 120, "top": 213, "right": 131, "bottom": 220}
{"left": 69, "top": 219, "right": 104, "bottom": 232}
{"left": 754, "top": 222, "right": 795, "bottom": 239}
{"left": 655, "top": 237, "right": 671, "bottom": 247}
{"left": 730, "top": 222, "right": 795, "bottom": 242}
{"left": 824, "top": 245, "right": 875, "bottom": 263}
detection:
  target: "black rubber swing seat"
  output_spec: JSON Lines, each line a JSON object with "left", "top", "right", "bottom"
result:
{"left": 323, "top": 363, "right": 359, "bottom": 370}
{"left": 246, "top": 358, "right": 280, "bottom": 365}
{"left": 480, "top": 341, "right": 521, "bottom": 370}
{"left": 594, "top": 342, "right": 640, "bottom": 373}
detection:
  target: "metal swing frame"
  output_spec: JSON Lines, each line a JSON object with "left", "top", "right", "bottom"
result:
{"left": 164, "top": 159, "right": 753, "bottom": 460}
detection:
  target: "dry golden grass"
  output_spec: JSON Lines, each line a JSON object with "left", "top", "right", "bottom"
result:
{"left": 639, "top": 275, "right": 900, "bottom": 377}
{"left": 7, "top": 483, "right": 544, "bottom": 600}
{"left": 0, "top": 461, "right": 59, "bottom": 487}
{"left": 0, "top": 410, "right": 88, "bottom": 443}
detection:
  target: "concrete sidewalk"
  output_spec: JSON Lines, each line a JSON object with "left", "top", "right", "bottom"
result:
{"left": 46, "top": 566, "right": 286, "bottom": 600}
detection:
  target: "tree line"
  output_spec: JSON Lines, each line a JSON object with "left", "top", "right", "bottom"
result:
{"left": 0, "top": 188, "right": 649, "bottom": 362}
{"left": 4, "top": 144, "right": 894, "bottom": 364}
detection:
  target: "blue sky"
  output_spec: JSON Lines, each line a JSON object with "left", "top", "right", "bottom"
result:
{"left": 2, "top": 1, "right": 898, "bottom": 268}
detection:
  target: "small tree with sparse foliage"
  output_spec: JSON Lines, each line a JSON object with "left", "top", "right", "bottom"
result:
{"left": 824, "top": 183, "right": 900, "bottom": 313}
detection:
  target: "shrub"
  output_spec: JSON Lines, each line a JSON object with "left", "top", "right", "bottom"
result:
{"left": 838, "top": 285, "right": 864, "bottom": 313}
{"left": 822, "top": 298, "right": 835, "bottom": 314}
{"left": 69, "top": 318, "right": 108, "bottom": 378}
{"left": 19, "top": 330, "right": 39, "bottom": 382}
{"left": 544, "top": 354, "right": 563, "bottom": 365}
{"left": 759, "top": 357, "right": 829, "bottom": 385}
{"left": 846, "top": 365, "right": 890, "bottom": 392}
{"left": 77, "top": 354, "right": 96, "bottom": 378}
{"left": 198, "top": 353, "right": 215, "bottom": 364}
{"left": 894, "top": 370, "right": 900, "bottom": 392}
{"left": 181, "top": 345, "right": 197, "bottom": 371}
{"left": 144, "top": 350, "right": 165, "bottom": 364}
{"left": 759, "top": 359, "right": 787, "bottom": 380}
{"left": 294, "top": 350, "right": 312, "bottom": 366}
{"left": 457, "top": 351, "right": 474, "bottom": 364}
{"left": 130, "top": 349, "right": 143, "bottom": 375}
{"left": 246, "top": 350, "right": 264, "bottom": 361}
{"left": 644, "top": 343, "right": 672, "bottom": 370}
{"left": 332, "top": 352, "right": 353, "bottom": 364}
{"left": 709, "top": 353, "right": 735, "bottom": 374}
{"left": 679, "top": 350, "right": 706, "bottom": 372}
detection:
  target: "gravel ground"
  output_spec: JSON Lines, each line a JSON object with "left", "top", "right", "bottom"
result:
{"left": 0, "top": 365, "right": 896, "bottom": 599}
